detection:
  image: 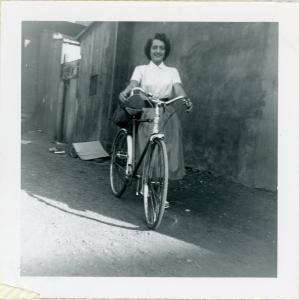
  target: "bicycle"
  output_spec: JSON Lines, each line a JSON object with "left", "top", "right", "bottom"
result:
{"left": 110, "top": 88, "right": 192, "bottom": 230}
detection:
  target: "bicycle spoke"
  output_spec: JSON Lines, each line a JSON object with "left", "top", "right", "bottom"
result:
{"left": 110, "top": 130, "right": 129, "bottom": 197}
{"left": 143, "top": 139, "right": 168, "bottom": 229}
{"left": 114, "top": 168, "right": 125, "bottom": 186}
{"left": 114, "top": 162, "right": 126, "bottom": 174}
{"left": 148, "top": 192, "right": 156, "bottom": 224}
{"left": 150, "top": 180, "right": 164, "bottom": 214}
{"left": 149, "top": 185, "right": 159, "bottom": 222}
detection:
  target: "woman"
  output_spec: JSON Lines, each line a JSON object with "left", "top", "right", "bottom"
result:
{"left": 119, "top": 33, "right": 190, "bottom": 201}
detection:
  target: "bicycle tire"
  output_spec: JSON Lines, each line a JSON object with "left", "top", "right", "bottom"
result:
{"left": 143, "top": 138, "right": 168, "bottom": 229}
{"left": 110, "top": 129, "right": 129, "bottom": 197}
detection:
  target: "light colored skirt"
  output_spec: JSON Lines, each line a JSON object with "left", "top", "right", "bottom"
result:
{"left": 137, "top": 106, "right": 185, "bottom": 180}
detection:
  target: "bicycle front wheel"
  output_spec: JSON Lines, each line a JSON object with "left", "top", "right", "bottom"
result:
{"left": 143, "top": 138, "right": 169, "bottom": 230}
{"left": 110, "top": 129, "right": 129, "bottom": 197}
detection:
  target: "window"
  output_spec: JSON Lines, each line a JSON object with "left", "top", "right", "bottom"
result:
{"left": 89, "top": 75, "right": 98, "bottom": 96}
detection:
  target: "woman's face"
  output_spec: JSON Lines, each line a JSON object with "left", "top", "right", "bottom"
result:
{"left": 150, "top": 39, "right": 166, "bottom": 65}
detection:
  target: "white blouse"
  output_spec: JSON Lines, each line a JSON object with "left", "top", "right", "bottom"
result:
{"left": 130, "top": 61, "right": 182, "bottom": 99}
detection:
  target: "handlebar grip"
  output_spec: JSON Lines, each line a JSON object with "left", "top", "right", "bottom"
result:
{"left": 131, "top": 87, "right": 152, "bottom": 97}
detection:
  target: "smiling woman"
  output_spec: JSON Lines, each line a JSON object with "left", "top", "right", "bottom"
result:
{"left": 148, "top": 39, "right": 166, "bottom": 65}
{"left": 118, "top": 33, "right": 190, "bottom": 209}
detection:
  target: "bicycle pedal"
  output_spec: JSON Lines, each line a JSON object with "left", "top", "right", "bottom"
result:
{"left": 136, "top": 190, "right": 144, "bottom": 196}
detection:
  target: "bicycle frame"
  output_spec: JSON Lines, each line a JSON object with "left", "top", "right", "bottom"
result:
{"left": 123, "top": 89, "right": 189, "bottom": 183}
{"left": 129, "top": 114, "right": 163, "bottom": 180}
{"left": 110, "top": 88, "right": 191, "bottom": 228}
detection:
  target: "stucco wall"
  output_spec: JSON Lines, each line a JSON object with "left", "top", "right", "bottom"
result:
{"left": 126, "top": 22, "right": 277, "bottom": 190}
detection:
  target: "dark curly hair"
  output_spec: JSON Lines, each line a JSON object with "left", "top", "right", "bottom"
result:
{"left": 144, "top": 33, "right": 171, "bottom": 61}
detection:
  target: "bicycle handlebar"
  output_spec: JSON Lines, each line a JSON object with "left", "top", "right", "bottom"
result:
{"left": 130, "top": 88, "right": 192, "bottom": 112}
{"left": 150, "top": 95, "right": 187, "bottom": 105}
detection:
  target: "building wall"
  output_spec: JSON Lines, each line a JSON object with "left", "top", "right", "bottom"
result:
{"left": 60, "top": 60, "right": 80, "bottom": 143}
{"left": 74, "top": 22, "right": 118, "bottom": 145}
{"left": 108, "top": 22, "right": 135, "bottom": 146}
{"left": 21, "top": 22, "right": 85, "bottom": 131}
{"left": 126, "top": 22, "right": 278, "bottom": 190}
{"left": 36, "top": 30, "right": 64, "bottom": 138}
{"left": 36, "top": 22, "right": 277, "bottom": 190}
{"left": 36, "top": 33, "right": 81, "bottom": 142}
{"left": 21, "top": 27, "right": 40, "bottom": 125}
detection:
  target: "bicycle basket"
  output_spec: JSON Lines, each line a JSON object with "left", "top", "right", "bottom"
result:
{"left": 126, "top": 89, "right": 152, "bottom": 109}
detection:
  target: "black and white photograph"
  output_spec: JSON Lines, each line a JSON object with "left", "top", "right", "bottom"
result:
{"left": 0, "top": 1, "right": 299, "bottom": 299}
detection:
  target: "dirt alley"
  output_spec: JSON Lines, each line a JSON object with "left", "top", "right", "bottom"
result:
{"left": 21, "top": 128, "right": 277, "bottom": 277}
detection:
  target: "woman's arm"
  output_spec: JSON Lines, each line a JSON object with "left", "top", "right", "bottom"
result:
{"left": 173, "top": 82, "right": 192, "bottom": 112}
{"left": 173, "top": 82, "right": 187, "bottom": 97}
{"left": 119, "top": 80, "right": 138, "bottom": 104}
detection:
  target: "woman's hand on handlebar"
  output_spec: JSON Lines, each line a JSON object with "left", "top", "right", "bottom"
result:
{"left": 119, "top": 90, "right": 129, "bottom": 105}
{"left": 119, "top": 81, "right": 139, "bottom": 105}
{"left": 184, "top": 98, "right": 193, "bottom": 113}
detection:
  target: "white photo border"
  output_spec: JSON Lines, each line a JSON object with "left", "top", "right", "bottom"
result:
{"left": 1, "top": 1, "right": 299, "bottom": 299}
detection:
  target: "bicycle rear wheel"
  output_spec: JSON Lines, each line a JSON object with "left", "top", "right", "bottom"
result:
{"left": 143, "top": 138, "right": 168, "bottom": 229}
{"left": 110, "top": 129, "right": 129, "bottom": 197}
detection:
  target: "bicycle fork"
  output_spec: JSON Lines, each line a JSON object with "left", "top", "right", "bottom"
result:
{"left": 127, "top": 133, "right": 142, "bottom": 196}
{"left": 126, "top": 134, "right": 133, "bottom": 177}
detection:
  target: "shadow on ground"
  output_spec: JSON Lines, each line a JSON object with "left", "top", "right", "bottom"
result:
{"left": 21, "top": 129, "right": 277, "bottom": 277}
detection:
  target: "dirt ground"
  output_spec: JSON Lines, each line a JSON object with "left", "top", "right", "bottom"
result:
{"left": 20, "top": 127, "right": 277, "bottom": 277}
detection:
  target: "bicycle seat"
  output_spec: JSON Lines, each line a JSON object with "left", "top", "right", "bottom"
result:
{"left": 125, "top": 107, "right": 143, "bottom": 117}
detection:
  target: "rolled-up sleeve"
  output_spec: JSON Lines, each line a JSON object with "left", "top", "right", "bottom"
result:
{"left": 172, "top": 68, "right": 182, "bottom": 84}
{"left": 130, "top": 66, "right": 143, "bottom": 83}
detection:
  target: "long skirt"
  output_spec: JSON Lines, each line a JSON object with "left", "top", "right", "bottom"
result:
{"left": 137, "top": 106, "right": 185, "bottom": 180}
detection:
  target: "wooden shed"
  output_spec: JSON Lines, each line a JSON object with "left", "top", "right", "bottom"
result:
{"left": 73, "top": 22, "right": 133, "bottom": 149}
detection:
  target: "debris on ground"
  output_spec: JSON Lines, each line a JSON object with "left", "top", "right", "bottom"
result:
{"left": 21, "top": 140, "right": 32, "bottom": 145}
{"left": 67, "top": 144, "right": 78, "bottom": 158}
{"left": 49, "top": 147, "right": 66, "bottom": 154}
{"left": 72, "top": 141, "right": 109, "bottom": 160}
{"left": 49, "top": 147, "right": 58, "bottom": 153}
{"left": 54, "top": 150, "right": 66, "bottom": 154}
